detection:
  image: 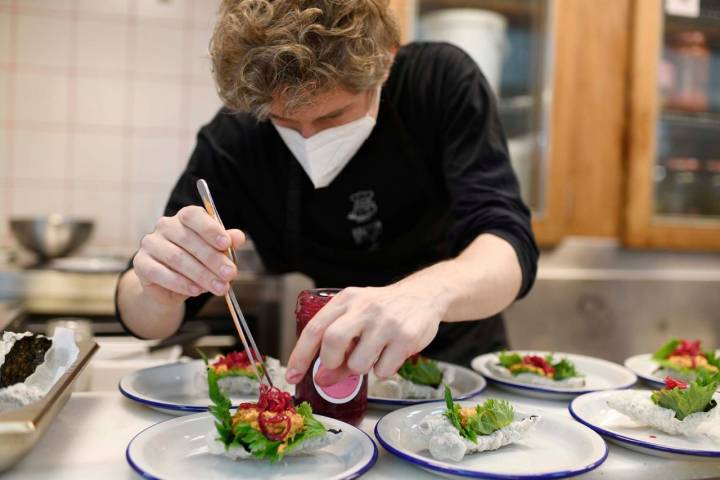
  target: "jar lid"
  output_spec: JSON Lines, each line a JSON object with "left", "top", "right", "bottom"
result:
{"left": 665, "top": 157, "right": 701, "bottom": 171}
{"left": 670, "top": 30, "right": 708, "bottom": 48}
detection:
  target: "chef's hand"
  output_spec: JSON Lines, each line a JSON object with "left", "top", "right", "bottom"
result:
{"left": 132, "top": 205, "right": 245, "bottom": 305}
{"left": 285, "top": 284, "right": 443, "bottom": 386}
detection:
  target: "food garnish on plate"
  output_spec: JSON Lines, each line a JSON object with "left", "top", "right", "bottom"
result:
{"left": 489, "top": 352, "right": 585, "bottom": 388}
{"left": 652, "top": 338, "right": 719, "bottom": 382}
{"left": 607, "top": 372, "right": 720, "bottom": 436}
{"left": 200, "top": 349, "right": 285, "bottom": 396}
{"left": 369, "top": 354, "right": 452, "bottom": 399}
{"left": 204, "top": 359, "right": 341, "bottom": 462}
{"left": 409, "top": 386, "right": 539, "bottom": 462}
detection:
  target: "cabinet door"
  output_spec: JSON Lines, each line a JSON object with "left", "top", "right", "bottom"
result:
{"left": 626, "top": 0, "right": 720, "bottom": 250}
{"left": 405, "top": 0, "right": 558, "bottom": 242}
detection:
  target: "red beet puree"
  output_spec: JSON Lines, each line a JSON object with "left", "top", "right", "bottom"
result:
{"left": 294, "top": 288, "right": 368, "bottom": 426}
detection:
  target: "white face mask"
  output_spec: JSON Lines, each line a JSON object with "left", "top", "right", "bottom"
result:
{"left": 273, "top": 87, "right": 381, "bottom": 189}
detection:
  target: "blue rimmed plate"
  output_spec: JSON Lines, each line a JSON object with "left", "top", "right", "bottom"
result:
{"left": 126, "top": 412, "right": 376, "bottom": 480}
{"left": 570, "top": 390, "right": 720, "bottom": 460}
{"left": 368, "top": 362, "right": 487, "bottom": 410}
{"left": 471, "top": 351, "right": 637, "bottom": 400}
{"left": 374, "top": 400, "right": 607, "bottom": 479}
{"left": 623, "top": 354, "right": 667, "bottom": 389}
{"left": 624, "top": 352, "right": 720, "bottom": 391}
{"left": 119, "top": 360, "right": 292, "bottom": 415}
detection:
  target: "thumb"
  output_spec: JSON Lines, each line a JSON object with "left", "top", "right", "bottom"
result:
{"left": 228, "top": 229, "right": 246, "bottom": 249}
{"left": 314, "top": 363, "right": 357, "bottom": 387}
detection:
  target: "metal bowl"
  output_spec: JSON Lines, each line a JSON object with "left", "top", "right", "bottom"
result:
{"left": 9, "top": 215, "right": 94, "bottom": 260}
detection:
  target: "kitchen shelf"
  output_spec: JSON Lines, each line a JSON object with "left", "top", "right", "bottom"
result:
{"left": 661, "top": 109, "right": 720, "bottom": 127}
{"left": 665, "top": 13, "right": 720, "bottom": 45}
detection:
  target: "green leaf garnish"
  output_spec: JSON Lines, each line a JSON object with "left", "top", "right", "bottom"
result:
{"left": 552, "top": 357, "right": 578, "bottom": 380}
{"left": 443, "top": 385, "right": 515, "bottom": 442}
{"left": 651, "top": 371, "right": 720, "bottom": 420}
{"left": 204, "top": 357, "right": 234, "bottom": 446}
{"left": 498, "top": 352, "right": 522, "bottom": 368}
{"left": 285, "top": 402, "right": 327, "bottom": 454}
{"left": 398, "top": 356, "right": 443, "bottom": 387}
{"left": 203, "top": 357, "right": 327, "bottom": 462}
{"left": 653, "top": 339, "right": 680, "bottom": 360}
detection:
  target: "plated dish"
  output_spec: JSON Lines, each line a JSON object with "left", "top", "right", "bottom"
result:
{"left": 412, "top": 386, "right": 539, "bottom": 462}
{"left": 368, "top": 356, "right": 486, "bottom": 409}
{"left": 119, "top": 351, "right": 290, "bottom": 415}
{"left": 570, "top": 374, "right": 720, "bottom": 459}
{"left": 375, "top": 394, "right": 607, "bottom": 478}
{"left": 625, "top": 338, "right": 720, "bottom": 389}
{"left": 472, "top": 351, "right": 636, "bottom": 400}
{"left": 1, "top": 328, "right": 79, "bottom": 411}
{"left": 204, "top": 359, "right": 341, "bottom": 461}
{"left": 126, "top": 358, "right": 377, "bottom": 479}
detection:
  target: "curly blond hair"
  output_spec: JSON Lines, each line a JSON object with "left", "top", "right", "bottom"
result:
{"left": 209, "top": 0, "right": 400, "bottom": 118}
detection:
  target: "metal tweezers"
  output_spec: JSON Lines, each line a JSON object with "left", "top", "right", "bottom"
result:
{"left": 196, "top": 179, "right": 274, "bottom": 389}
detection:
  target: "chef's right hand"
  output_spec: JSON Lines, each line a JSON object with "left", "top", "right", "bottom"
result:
{"left": 132, "top": 205, "right": 245, "bottom": 304}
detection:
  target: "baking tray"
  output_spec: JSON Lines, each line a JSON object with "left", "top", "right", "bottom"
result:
{"left": 0, "top": 339, "right": 98, "bottom": 472}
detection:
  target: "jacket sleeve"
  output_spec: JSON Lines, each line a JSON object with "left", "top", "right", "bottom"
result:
{"left": 437, "top": 45, "right": 539, "bottom": 299}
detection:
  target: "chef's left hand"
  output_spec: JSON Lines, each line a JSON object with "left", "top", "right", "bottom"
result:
{"left": 285, "top": 284, "right": 444, "bottom": 386}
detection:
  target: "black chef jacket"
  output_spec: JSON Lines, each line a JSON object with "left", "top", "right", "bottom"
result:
{"left": 117, "top": 42, "right": 539, "bottom": 366}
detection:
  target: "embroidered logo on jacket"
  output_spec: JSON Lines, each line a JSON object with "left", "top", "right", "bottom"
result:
{"left": 347, "top": 190, "right": 381, "bottom": 249}
{"left": 346, "top": 190, "right": 378, "bottom": 223}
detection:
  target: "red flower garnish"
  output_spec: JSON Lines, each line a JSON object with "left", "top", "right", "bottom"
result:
{"left": 212, "top": 350, "right": 265, "bottom": 369}
{"left": 670, "top": 340, "right": 702, "bottom": 358}
{"left": 664, "top": 376, "right": 688, "bottom": 390}
{"left": 257, "top": 384, "right": 295, "bottom": 414}
{"left": 522, "top": 355, "right": 555, "bottom": 376}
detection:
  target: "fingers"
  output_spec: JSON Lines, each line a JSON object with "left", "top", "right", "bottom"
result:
{"left": 373, "top": 342, "right": 409, "bottom": 379}
{"left": 141, "top": 232, "right": 229, "bottom": 295}
{"left": 177, "top": 205, "right": 231, "bottom": 250}
{"left": 159, "top": 219, "right": 236, "bottom": 284}
{"left": 346, "top": 329, "right": 386, "bottom": 375}
{"left": 318, "top": 316, "right": 364, "bottom": 370}
{"left": 285, "top": 301, "right": 347, "bottom": 384}
{"left": 133, "top": 250, "right": 202, "bottom": 297}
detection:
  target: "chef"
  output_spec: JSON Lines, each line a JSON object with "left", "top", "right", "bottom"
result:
{"left": 116, "top": 0, "right": 538, "bottom": 387}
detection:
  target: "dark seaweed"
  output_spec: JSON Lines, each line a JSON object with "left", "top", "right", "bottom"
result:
{"left": 0, "top": 335, "right": 52, "bottom": 388}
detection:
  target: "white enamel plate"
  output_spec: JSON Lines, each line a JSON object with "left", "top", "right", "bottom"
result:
{"left": 472, "top": 351, "right": 637, "bottom": 400}
{"left": 368, "top": 362, "right": 487, "bottom": 410}
{"left": 375, "top": 401, "right": 607, "bottom": 479}
{"left": 570, "top": 390, "right": 720, "bottom": 459}
{"left": 126, "top": 413, "right": 377, "bottom": 480}
{"left": 119, "top": 360, "right": 291, "bottom": 415}
{"left": 623, "top": 354, "right": 666, "bottom": 388}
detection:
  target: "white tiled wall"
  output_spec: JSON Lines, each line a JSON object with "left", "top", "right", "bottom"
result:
{"left": 0, "top": 0, "right": 223, "bottom": 250}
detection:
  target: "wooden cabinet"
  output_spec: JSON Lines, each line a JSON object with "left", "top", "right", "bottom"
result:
{"left": 391, "top": 0, "right": 720, "bottom": 250}
{"left": 626, "top": 0, "right": 720, "bottom": 250}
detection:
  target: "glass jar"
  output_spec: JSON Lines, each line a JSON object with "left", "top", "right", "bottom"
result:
{"left": 294, "top": 288, "right": 368, "bottom": 426}
{"left": 665, "top": 31, "right": 710, "bottom": 112}
{"left": 656, "top": 157, "right": 702, "bottom": 215}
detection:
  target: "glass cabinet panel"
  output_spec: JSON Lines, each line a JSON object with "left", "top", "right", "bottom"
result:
{"left": 412, "top": 0, "right": 553, "bottom": 215}
{"left": 655, "top": 0, "right": 720, "bottom": 220}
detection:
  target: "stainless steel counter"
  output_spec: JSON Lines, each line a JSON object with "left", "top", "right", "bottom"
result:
{"left": 506, "top": 238, "right": 720, "bottom": 362}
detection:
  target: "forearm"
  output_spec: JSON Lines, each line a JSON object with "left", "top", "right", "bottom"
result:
{"left": 395, "top": 233, "right": 523, "bottom": 322}
{"left": 116, "top": 269, "right": 186, "bottom": 339}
